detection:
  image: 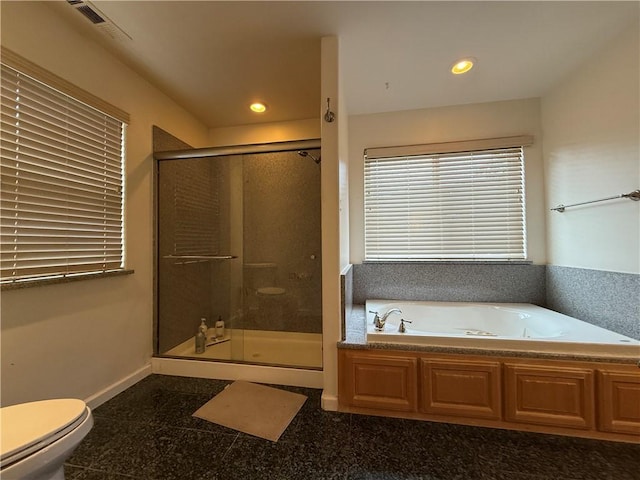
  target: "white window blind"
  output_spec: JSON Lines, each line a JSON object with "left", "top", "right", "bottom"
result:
{"left": 364, "top": 144, "right": 527, "bottom": 261}
{"left": 1, "top": 63, "right": 126, "bottom": 283}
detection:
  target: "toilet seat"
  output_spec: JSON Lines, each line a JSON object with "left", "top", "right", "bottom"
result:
{"left": 0, "top": 399, "right": 90, "bottom": 469}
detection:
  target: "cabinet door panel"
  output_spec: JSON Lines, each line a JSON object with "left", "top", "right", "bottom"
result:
{"left": 505, "top": 364, "right": 595, "bottom": 430}
{"left": 421, "top": 359, "right": 501, "bottom": 419}
{"left": 598, "top": 371, "right": 640, "bottom": 435}
{"left": 341, "top": 351, "right": 418, "bottom": 411}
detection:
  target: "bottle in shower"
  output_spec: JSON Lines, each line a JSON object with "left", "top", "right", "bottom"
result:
{"left": 195, "top": 319, "right": 207, "bottom": 354}
{"left": 215, "top": 316, "right": 225, "bottom": 338}
{"left": 199, "top": 318, "right": 208, "bottom": 336}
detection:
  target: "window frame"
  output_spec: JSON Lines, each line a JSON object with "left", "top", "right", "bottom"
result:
{"left": 1, "top": 48, "right": 130, "bottom": 288}
{"left": 363, "top": 136, "right": 533, "bottom": 263}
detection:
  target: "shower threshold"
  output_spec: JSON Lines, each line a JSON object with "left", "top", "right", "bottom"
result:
{"left": 163, "top": 328, "right": 322, "bottom": 369}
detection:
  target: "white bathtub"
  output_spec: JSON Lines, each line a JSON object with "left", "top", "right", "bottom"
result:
{"left": 365, "top": 300, "right": 640, "bottom": 357}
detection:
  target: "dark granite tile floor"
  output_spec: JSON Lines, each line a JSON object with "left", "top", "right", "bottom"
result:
{"left": 65, "top": 375, "right": 640, "bottom": 480}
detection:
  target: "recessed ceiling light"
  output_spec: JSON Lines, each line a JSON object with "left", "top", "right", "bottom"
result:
{"left": 451, "top": 58, "right": 475, "bottom": 75}
{"left": 250, "top": 102, "right": 267, "bottom": 113}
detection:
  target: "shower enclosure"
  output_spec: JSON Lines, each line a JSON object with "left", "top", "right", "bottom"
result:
{"left": 155, "top": 140, "right": 322, "bottom": 369}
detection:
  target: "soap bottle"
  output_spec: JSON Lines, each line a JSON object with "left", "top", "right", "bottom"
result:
{"left": 199, "top": 318, "right": 208, "bottom": 336}
{"left": 195, "top": 318, "right": 207, "bottom": 353}
{"left": 195, "top": 328, "right": 206, "bottom": 354}
{"left": 215, "top": 316, "right": 225, "bottom": 339}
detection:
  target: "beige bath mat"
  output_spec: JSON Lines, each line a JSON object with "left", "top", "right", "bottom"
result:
{"left": 192, "top": 380, "right": 307, "bottom": 442}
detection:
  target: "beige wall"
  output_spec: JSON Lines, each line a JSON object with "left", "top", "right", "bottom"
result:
{"left": 209, "top": 118, "right": 320, "bottom": 146}
{"left": 348, "top": 98, "right": 546, "bottom": 264}
{"left": 541, "top": 22, "right": 640, "bottom": 274}
{"left": 320, "top": 36, "right": 342, "bottom": 410}
{"left": 0, "top": 2, "right": 209, "bottom": 405}
{"left": 338, "top": 45, "right": 351, "bottom": 271}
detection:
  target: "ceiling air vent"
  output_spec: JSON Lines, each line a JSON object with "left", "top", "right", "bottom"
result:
{"left": 66, "top": 0, "right": 131, "bottom": 42}
{"left": 76, "top": 4, "right": 105, "bottom": 24}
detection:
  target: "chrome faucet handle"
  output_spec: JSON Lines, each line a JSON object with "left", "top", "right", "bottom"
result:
{"left": 369, "top": 310, "right": 386, "bottom": 331}
{"left": 398, "top": 318, "right": 412, "bottom": 333}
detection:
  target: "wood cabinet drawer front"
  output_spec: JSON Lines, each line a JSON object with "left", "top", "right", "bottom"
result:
{"left": 343, "top": 351, "right": 418, "bottom": 412}
{"left": 598, "top": 371, "right": 640, "bottom": 435}
{"left": 505, "top": 364, "right": 595, "bottom": 430}
{"left": 420, "top": 359, "right": 502, "bottom": 419}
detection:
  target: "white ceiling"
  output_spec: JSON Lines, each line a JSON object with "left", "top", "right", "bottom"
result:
{"left": 48, "top": 1, "right": 638, "bottom": 129}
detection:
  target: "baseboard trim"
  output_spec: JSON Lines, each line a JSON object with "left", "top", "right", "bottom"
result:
{"left": 321, "top": 392, "right": 339, "bottom": 411}
{"left": 84, "top": 364, "right": 152, "bottom": 409}
{"left": 151, "top": 357, "right": 324, "bottom": 389}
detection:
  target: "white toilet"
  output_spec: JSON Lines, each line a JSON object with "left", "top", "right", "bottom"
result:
{"left": 0, "top": 399, "right": 93, "bottom": 480}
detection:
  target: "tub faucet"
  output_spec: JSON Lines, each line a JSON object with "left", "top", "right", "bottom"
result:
{"left": 369, "top": 308, "right": 402, "bottom": 331}
{"left": 398, "top": 318, "right": 412, "bottom": 333}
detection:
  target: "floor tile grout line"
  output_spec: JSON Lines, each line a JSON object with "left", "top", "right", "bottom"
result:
{"left": 65, "top": 463, "right": 142, "bottom": 479}
{"left": 220, "top": 432, "right": 241, "bottom": 462}
{"left": 92, "top": 412, "right": 243, "bottom": 438}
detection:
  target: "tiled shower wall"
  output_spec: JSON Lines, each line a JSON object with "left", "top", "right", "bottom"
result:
{"left": 242, "top": 151, "right": 322, "bottom": 333}
{"left": 154, "top": 127, "right": 206, "bottom": 353}
{"left": 344, "top": 263, "right": 639, "bottom": 340}
{"left": 154, "top": 127, "right": 235, "bottom": 351}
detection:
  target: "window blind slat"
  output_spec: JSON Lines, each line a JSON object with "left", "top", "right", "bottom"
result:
{"left": 1, "top": 166, "right": 122, "bottom": 198}
{"left": 1, "top": 119, "right": 124, "bottom": 164}
{"left": 1, "top": 155, "right": 123, "bottom": 192}
{"left": 1, "top": 189, "right": 122, "bottom": 212}
{"left": 364, "top": 145, "right": 527, "bottom": 261}
{"left": 0, "top": 263, "right": 123, "bottom": 279}
{"left": 1, "top": 73, "right": 124, "bottom": 135}
{"left": 2, "top": 104, "right": 124, "bottom": 150}
{"left": 1, "top": 209, "right": 123, "bottom": 226}
{"left": 1, "top": 229, "right": 122, "bottom": 241}
{"left": 1, "top": 62, "right": 126, "bottom": 283}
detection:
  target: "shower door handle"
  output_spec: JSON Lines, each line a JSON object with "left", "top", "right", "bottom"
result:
{"left": 164, "top": 255, "right": 237, "bottom": 260}
{"left": 163, "top": 255, "right": 238, "bottom": 264}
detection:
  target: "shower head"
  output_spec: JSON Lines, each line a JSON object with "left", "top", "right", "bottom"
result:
{"left": 297, "top": 150, "right": 321, "bottom": 165}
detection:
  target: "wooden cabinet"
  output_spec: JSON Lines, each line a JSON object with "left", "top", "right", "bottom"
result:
{"left": 598, "top": 370, "right": 640, "bottom": 435}
{"left": 338, "top": 348, "right": 638, "bottom": 442}
{"left": 339, "top": 350, "right": 418, "bottom": 412}
{"left": 504, "top": 364, "right": 595, "bottom": 430}
{"left": 420, "top": 358, "right": 501, "bottom": 420}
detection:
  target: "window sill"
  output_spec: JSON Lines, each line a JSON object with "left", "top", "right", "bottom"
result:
{"left": 0, "top": 269, "right": 135, "bottom": 291}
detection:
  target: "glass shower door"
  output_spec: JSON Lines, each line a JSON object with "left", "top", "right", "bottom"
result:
{"left": 240, "top": 150, "right": 322, "bottom": 367}
{"left": 157, "top": 155, "right": 240, "bottom": 360}
{"left": 156, "top": 148, "right": 322, "bottom": 369}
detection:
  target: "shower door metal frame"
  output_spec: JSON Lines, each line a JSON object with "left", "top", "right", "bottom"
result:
{"left": 155, "top": 139, "right": 321, "bottom": 161}
{"left": 152, "top": 138, "right": 321, "bottom": 357}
